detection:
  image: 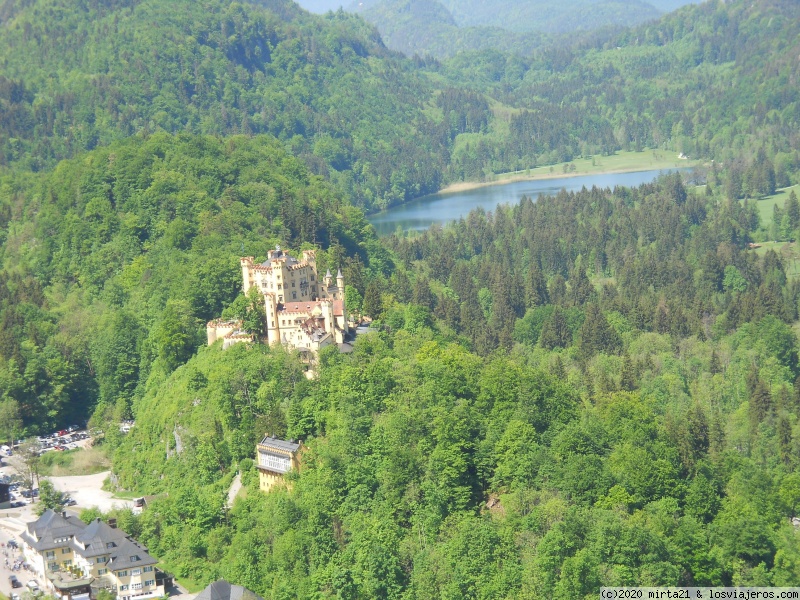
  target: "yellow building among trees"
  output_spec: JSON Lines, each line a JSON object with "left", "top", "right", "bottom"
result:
{"left": 256, "top": 436, "right": 301, "bottom": 493}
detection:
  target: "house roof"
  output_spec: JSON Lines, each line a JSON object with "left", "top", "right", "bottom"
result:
{"left": 73, "top": 518, "right": 128, "bottom": 557}
{"left": 22, "top": 511, "right": 157, "bottom": 569}
{"left": 21, "top": 509, "right": 85, "bottom": 551}
{"left": 195, "top": 580, "right": 264, "bottom": 600}
{"left": 107, "top": 537, "right": 157, "bottom": 570}
{"left": 258, "top": 437, "right": 300, "bottom": 453}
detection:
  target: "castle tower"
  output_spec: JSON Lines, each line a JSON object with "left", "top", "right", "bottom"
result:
{"left": 336, "top": 268, "right": 344, "bottom": 300}
{"left": 264, "top": 293, "right": 280, "bottom": 345}
{"left": 241, "top": 257, "right": 255, "bottom": 294}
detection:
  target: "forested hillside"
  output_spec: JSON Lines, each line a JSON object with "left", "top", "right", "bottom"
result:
{"left": 0, "top": 132, "right": 389, "bottom": 433}
{"left": 1, "top": 0, "right": 800, "bottom": 595}
{"left": 437, "top": 0, "right": 800, "bottom": 184}
{"left": 0, "top": 0, "right": 448, "bottom": 210}
{"left": 0, "top": 0, "right": 797, "bottom": 210}
{"left": 108, "top": 175, "right": 800, "bottom": 596}
{"left": 355, "top": 0, "right": 548, "bottom": 59}
{"left": 357, "top": 0, "right": 660, "bottom": 38}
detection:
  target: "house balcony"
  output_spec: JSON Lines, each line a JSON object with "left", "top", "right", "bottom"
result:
{"left": 47, "top": 567, "right": 94, "bottom": 598}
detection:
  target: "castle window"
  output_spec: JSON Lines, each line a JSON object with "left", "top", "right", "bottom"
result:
{"left": 291, "top": 282, "right": 295, "bottom": 287}
{"left": 292, "top": 292, "right": 297, "bottom": 299}
{"left": 277, "top": 284, "right": 282, "bottom": 289}
{"left": 311, "top": 275, "right": 315, "bottom": 281}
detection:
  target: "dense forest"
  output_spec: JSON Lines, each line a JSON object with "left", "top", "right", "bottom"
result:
{"left": 0, "top": 0, "right": 447, "bottom": 210}
{"left": 436, "top": 0, "right": 800, "bottom": 182}
{"left": 354, "top": 0, "right": 684, "bottom": 38}
{"left": 107, "top": 175, "right": 800, "bottom": 597}
{"left": 1, "top": 0, "right": 800, "bottom": 597}
{"left": 354, "top": 0, "right": 550, "bottom": 59}
{"left": 0, "top": 133, "right": 389, "bottom": 432}
{"left": 0, "top": 0, "right": 798, "bottom": 211}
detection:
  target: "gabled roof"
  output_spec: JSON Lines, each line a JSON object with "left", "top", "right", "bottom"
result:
{"left": 73, "top": 518, "right": 128, "bottom": 557}
{"left": 21, "top": 509, "right": 85, "bottom": 551}
{"left": 106, "top": 537, "right": 157, "bottom": 571}
{"left": 22, "top": 511, "right": 158, "bottom": 570}
{"left": 258, "top": 437, "right": 300, "bottom": 453}
{"left": 195, "top": 580, "right": 265, "bottom": 600}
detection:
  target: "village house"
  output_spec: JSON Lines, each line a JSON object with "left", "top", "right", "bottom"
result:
{"left": 256, "top": 436, "right": 302, "bottom": 493}
{"left": 20, "top": 510, "right": 165, "bottom": 600}
{"left": 207, "top": 247, "right": 351, "bottom": 356}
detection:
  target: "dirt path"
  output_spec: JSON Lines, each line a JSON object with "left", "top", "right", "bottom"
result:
{"left": 226, "top": 472, "right": 242, "bottom": 509}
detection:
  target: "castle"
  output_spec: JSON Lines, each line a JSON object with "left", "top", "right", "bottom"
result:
{"left": 207, "top": 247, "right": 350, "bottom": 355}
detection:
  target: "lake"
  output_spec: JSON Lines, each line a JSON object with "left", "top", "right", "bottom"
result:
{"left": 368, "top": 169, "right": 684, "bottom": 236}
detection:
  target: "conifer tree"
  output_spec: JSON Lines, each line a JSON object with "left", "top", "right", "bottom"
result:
{"left": 686, "top": 402, "right": 710, "bottom": 466}
{"left": 363, "top": 280, "right": 384, "bottom": 319}
{"left": 540, "top": 306, "right": 571, "bottom": 350}
{"left": 569, "top": 267, "right": 595, "bottom": 306}
{"left": 620, "top": 354, "right": 636, "bottom": 391}
{"left": 526, "top": 263, "right": 549, "bottom": 308}
{"left": 549, "top": 274, "right": 567, "bottom": 306}
{"left": 778, "top": 415, "right": 793, "bottom": 469}
{"left": 749, "top": 377, "right": 773, "bottom": 433}
{"left": 786, "top": 190, "right": 800, "bottom": 231}
{"left": 551, "top": 355, "right": 566, "bottom": 380}
{"left": 578, "top": 304, "right": 621, "bottom": 358}
{"left": 412, "top": 276, "right": 436, "bottom": 308}
{"left": 709, "top": 350, "right": 722, "bottom": 375}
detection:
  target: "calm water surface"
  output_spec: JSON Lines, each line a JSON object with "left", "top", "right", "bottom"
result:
{"left": 368, "top": 169, "right": 682, "bottom": 235}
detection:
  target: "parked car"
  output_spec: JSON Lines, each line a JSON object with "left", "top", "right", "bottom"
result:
{"left": 9, "top": 575, "right": 21, "bottom": 588}
{"left": 12, "top": 592, "right": 21, "bottom": 600}
{"left": 26, "top": 580, "right": 39, "bottom": 592}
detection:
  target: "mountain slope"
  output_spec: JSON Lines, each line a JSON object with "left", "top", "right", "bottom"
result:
{"left": 0, "top": 0, "right": 446, "bottom": 211}
{"left": 0, "top": 131, "right": 389, "bottom": 433}
{"left": 358, "top": 0, "right": 547, "bottom": 58}
{"left": 434, "top": 0, "right": 800, "bottom": 182}
{"left": 439, "top": 0, "right": 662, "bottom": 33}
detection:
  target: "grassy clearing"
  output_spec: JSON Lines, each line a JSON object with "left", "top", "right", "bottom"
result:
{"left": 751, "top": 241, "right": 800, "bottom": 279}
{"left": 748, "top": 184, "right": 800, "bottom": 226}
{"left": 492, "top": 149, "right": 699, "bottom": 182}
{"left": 38, "top": 445, "right": 111, "bottom": 477}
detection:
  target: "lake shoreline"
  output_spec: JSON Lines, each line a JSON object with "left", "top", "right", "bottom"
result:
{"left": 369, "top": 166, "right": 697, "bottom": 235}
{"left": 439, "top": 164, "right": 692, "bottom": 195}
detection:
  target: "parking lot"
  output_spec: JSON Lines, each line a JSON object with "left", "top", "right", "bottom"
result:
{"left": 0, "top": 427, "right": 98, "bottom": 507}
